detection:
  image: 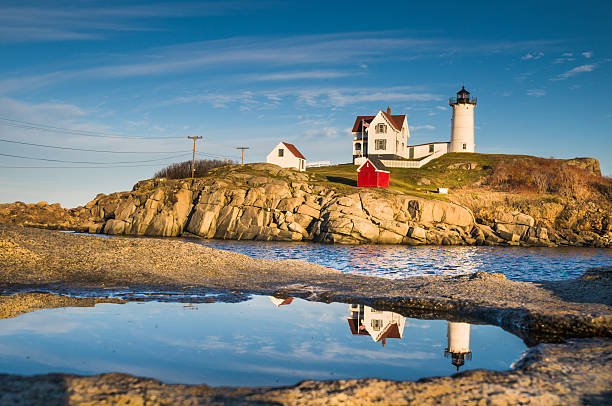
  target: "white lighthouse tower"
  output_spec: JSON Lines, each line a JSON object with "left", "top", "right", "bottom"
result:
{"left": 449, "top": 86, "right": 477, "bottom": 153}
{"left": 444, "top": 322, "right": 473, "bottom": 370}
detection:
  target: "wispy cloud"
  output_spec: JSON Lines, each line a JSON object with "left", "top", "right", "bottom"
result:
{"left": 0, "top": 32, "right": 559, "bottom": 94}
{"left": 0, "top": 2, "right": 267, "bottom": 42}
{"left": 582, "top": 51, "right": 593, "bottom": 59}
{"left": 410, "top": 124, "right": 436, "bottom": 131}
{"left": 160, "top": 86, "right": 441, "bottom": 110}
{"left": 250, "top": 70, "right": 353, "bottom": 81}
{"left": 526, "top": 88, "right": 546, "bottom": 97}
{"left": 553, "top": 52, "right": 576, "bottom": 64}
{"left": 551, "top": 64, "right": 597, "bottom": 81}
{"left": 521, "top": 51, "right": 544, "bottom": 60}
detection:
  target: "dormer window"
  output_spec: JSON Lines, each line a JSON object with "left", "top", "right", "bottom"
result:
{"left": 375, "top": 123, "right": 387, "bottom": 133}
{"left": 278, "top": 148, "right": 284, "bottom": 157}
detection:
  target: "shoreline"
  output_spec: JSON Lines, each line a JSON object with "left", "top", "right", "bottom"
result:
{"left": 1, "top": 223, "right": 611, "bottom": 404}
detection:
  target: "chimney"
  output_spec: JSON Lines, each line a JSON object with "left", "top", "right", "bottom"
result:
{"left": 386, "top": 106, "right": 391, "bottom": 115}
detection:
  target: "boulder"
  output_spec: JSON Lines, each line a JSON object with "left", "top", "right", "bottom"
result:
{"left": 351, "top": 218, "right": 380, "bottom": 241}
{"left": 297, "top": 204, "right": 320, "bottom": 218}
{"left": 104, "top": 219, "right": 127, "bottom": 235}
{"left": 408, "top": 226, "right": 427, "bottom": 241}
{"left": 360, "top": 193, "right": 394, "bottom": 221}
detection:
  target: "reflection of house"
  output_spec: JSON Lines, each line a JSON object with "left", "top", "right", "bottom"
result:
{"left": 266, "top": 142, "right": 306, "bottom": 171}
{"left": 347, "top": 304, "right": 405, "bottom": 347}
{"left": 444, "top": 322, "right": 472, "bottom": 370}
{"left": 269, "top": 296, "right": 294, "bottom": 307}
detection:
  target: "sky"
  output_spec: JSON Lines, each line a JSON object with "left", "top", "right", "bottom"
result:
{"left": 0, "top": 0, "right": 611, "bottom": 208}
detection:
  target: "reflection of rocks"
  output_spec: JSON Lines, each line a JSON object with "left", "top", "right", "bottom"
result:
{"left": 444, "top": 322, "right": 472, "bottom": 371}
{"left": 348, "top": 304, "right": 405, "bottom": 347}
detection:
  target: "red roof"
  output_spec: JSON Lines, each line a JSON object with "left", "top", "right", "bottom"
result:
{"left": 281, "top": 142, "right": 306, "bottom": 159}
{"left": 347, "top": 318, "right": 370, "bottom": 336}
{"left": 379, "top": 323, "right": 401, "bottom": 340}
{"left": 351, "top": 112, "right": 406, "bottom": 133}
{"left": 352, "top": 116, "right": 376, "bottom": 132}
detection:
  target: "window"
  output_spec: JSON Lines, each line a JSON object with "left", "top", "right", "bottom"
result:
{"left": 278, "top": 148, "right": 284, "bottom": 157}
{"left": 375, "top": 123, "right": 387, "bottom": 133}
{"left": 354, "top": 142, "right": 361, "bottom": 151}
{"left": 462, "top": 143, "right": 467, "bottom": 150}
{"left": 409, "top": 147, "right": 414, "bottom": 159}
{"left": 396, "top": 141, "right": 399, "bottom": 151}
{"left": 375, "top": 139, "right": 386, "bottom": 150}
{"left": 371, "top": 319, "right": 383, "bottom": 331}
{"left": 429, "top": 144, "right": 434, "bottom": 153}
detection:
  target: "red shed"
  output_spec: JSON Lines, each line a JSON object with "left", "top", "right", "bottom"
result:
{"left": 357, "top": 157, "right": 390, "bottom": 188}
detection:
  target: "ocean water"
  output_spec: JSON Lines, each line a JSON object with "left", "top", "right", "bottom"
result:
{"left": 195, "top": 239, "right": 612, "bottom": 281}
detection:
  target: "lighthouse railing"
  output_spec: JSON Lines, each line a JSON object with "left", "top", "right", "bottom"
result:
{"left": 449, "top": 96, "right": 477, "bottom": 105}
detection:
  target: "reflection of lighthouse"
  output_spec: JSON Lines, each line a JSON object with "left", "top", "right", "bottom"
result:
{"left": 347, "top": 304, "right": 406, "bottom": 347}
{"left": 444, "top": 322, "right": 472, "bottom": 370}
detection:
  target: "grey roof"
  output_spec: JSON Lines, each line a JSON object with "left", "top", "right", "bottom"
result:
{"left": 367, "top": 157, "right": 389, "bottom": 172}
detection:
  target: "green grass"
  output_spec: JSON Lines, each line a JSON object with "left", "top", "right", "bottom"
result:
{"left": 307, "top": 153, "right": 534, "bottom": 198}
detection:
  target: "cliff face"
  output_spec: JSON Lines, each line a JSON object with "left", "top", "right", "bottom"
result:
{"left": 1, "top": 163, "right": 610, "bottom": 247}
{"left": 82, "top": 164, "right": 475, "bottom": 245}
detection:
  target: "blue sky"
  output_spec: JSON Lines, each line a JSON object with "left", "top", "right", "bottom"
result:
{"left": 0, "top": 0, "right": 611, "bottom": 207}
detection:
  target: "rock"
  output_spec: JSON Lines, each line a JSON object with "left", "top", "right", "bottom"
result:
{"left": 495, "top": 222, "right": 530, "bottom": 238}
{"left": 477, "top": 224, "right": 505, "bottom": 244}
{"left": 277, "top": 197, "right": 304, "bottom": 212}
{"left": 103, "top": 219, "right": 127, "bottom": 235}
{"left": 416, "top": 177, "right": 431, "bottom": 186}
{"left": 87, "top": 222, "right": 104, "bottom": 234}
{"left": 565, "top": 157, "right": 601, "bottom": 175}
{"left": 35, "top": 201, "right": 48, "bottom": 207}
{"left": 447, "top": 162, "right": 479, "bottom": 170}
{"left": 497, "top": 228, "right": 520, "bottom": 242}
{"left": 408, "top": 226, "right": 426, "bottom": 241}
{"left": 360, "top": 193, "right": 394, "bottom": 221}
{"left": 379, "top": 230, "right": 404, "bottom": 244}
{"left": 351, "top": 218, "right": 380, "bottom": 241}
{"left": 150, "top": 188, "right": 165, "bottom": 201}
{"left": 288, "top": 222, "right": 308, "bottom": 237}
{"left": 297, "top": 204, "right": 320, "bottom": 218}
{"left": 146, "top": 214, "right": 176, "bottom": 237}
{"left": 469, "top": 271, "right": 506, "bottom": 280}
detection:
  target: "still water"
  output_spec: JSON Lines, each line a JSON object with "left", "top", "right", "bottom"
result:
{"left": 195, "top": 239, "right": 612, "bottom": 281}
{"left": 0, "top": 296, "right": 526, "bottom": 386}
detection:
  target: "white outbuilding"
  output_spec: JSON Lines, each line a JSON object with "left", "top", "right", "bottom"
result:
{"left": 266, "top": 142, "right": 307, "bottom": 171}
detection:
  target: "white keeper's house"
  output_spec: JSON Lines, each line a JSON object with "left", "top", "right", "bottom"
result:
{"left": 352, "top": 86, "right": 477, "bottom": 168}
{"left": 266, "top": 141, "right": 307, "bottom": 171}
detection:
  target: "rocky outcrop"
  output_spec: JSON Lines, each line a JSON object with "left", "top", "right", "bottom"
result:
{"left": 72, "top": 164, "right": 477, "bottom": 245}
{"left": 1, "top": 163, "right": 610, "bottom": 247}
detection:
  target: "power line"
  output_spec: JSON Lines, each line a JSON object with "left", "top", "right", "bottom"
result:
{"left": 195, "top": 151, "right": 240, "bottom": 160}
{"left": 0, "top": 164, "right": 184, "bottom": 169}
{"left": 0, "top": 138, "right": 191, "bottom": 154}
{"left": 0, "top": 117, "right": 185, "bottom": 139}
{"left": 0, "top": 152, "right": 191, "bottom": 165}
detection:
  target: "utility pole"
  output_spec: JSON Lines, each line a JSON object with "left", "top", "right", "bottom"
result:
{"left": 236, "top": 146, "right": 249, "bottom": 165}
{"left": 187, "top": 136, "right": 202, "bottom": 178}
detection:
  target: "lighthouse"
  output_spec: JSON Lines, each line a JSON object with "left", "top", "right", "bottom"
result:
{"left": 444, "top": 322, "right": 473, "bottom": 370}
{"left": 449, "top": 86, "right": 477, "bottom": 153}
